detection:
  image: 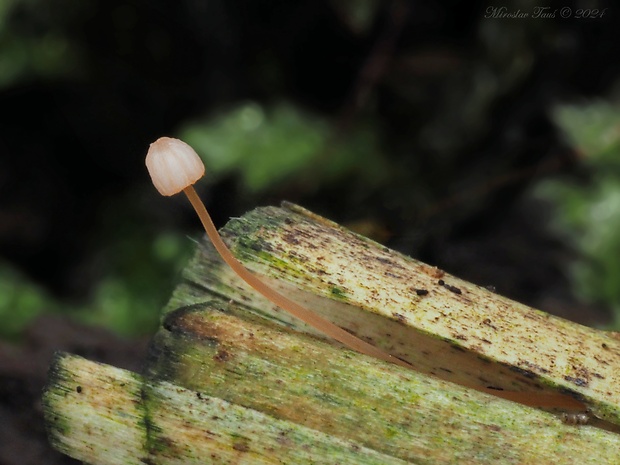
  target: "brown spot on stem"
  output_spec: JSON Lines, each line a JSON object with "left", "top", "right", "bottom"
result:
{"left": 213, "top": 350, "right": 231, "bottom": 363}
{"left": 564, "top": 376, "right": 589, "bottom": 387}
{"left": 232, "top": 439, "right": 250, "bottom": 452}
{"left": 422, "top": 265, "right": 445, "bottom": 279}
{"left": 282, "top": 232, "right": 301, "bottom": 245}
{"left": 519, "top": 360, "right": 550, "bottom": 374}
{"left": 444, "top": 283, "right": 462, "bottom": 294}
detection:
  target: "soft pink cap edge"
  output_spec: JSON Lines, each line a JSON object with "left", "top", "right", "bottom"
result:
{"left": 145, "top": 137, "right": 205, "bottom": 196}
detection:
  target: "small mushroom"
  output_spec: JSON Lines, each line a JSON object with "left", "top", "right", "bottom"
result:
{"left": 145, "top": 137, "right": 410, "bottom": 369}
{"left": 145, "top": 137, "right": 590, "bottom": 413}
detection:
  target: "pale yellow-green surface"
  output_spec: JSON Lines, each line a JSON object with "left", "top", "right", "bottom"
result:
{"left": 44, "top": 354, "right": 145, "bottom": 464}
{"left": 146, "top": 303, "right": 620, "bottom": 464}
{"left": 44, "top": 203, "right": 620, "bottom": 464}
{"left": 173, "top": 203, "right": 620, "bottom": 425}
{"left": 45, "top": 304, "right": 620, "bottom": 464}
{"left": 44, "top": 353, "right": 410, "bottom": 464}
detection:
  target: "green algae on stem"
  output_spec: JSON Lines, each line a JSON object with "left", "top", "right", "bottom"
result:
{"left": 44, "top": 201, "right": 620, "bottom": 463}
{"left": 44, "top": 352, "right": 409, "bottom": 465}
{"left": 189, "top": 203, "right": 620, "bottom": 425}
{"left": 143, "top": 303, "right": 620, "bottom": 464}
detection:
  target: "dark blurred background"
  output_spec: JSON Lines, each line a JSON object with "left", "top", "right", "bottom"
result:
{"left": 1, "top": 0, "right": 620, "bottom": 462}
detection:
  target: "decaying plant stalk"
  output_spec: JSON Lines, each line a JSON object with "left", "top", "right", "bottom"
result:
{"left": 173, "top": 202, "right": 620, "bottom": 424}
{"left": 44, "top": 203, "right": 620, "bottom": 464}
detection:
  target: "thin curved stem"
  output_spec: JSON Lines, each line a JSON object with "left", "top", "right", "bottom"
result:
{"left": 485, "top": 391, "right": 584, "bottom": 409}
{"left": 183, "top": 185, "right": 586, "bottom": 411}
{"left": 183, "top": 186, "right": 411, "bottom": 369}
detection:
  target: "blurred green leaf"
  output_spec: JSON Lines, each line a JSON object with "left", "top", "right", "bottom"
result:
{"left": 0, "top": 231, "right": 192, "bottom": 341}
{"left": 553, "top": 102, "right": 620, "bottom": 165}
{"left": 180, "top": 102, "right": 390, "bottom": 193}
{"left": 0, "top": 0, "right": 79, "bottom": 88}
{"left": 537, "top": 101, "right": 620, "bottom": 328}
{"left": 0, "top": 262, "right": 49, "bottom": 339}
